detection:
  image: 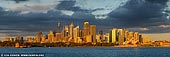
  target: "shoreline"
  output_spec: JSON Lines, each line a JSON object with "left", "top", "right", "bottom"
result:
{"left": 1, "top": 46, "right": 170, "bottom": 48}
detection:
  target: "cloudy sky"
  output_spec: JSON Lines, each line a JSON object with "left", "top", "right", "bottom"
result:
{"left": 0, "top": 0, "right": 170, "bottom": 40}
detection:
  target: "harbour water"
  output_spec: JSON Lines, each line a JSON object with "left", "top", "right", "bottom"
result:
{"left": 0, "top": 47, "right": 170, "bottom": 57}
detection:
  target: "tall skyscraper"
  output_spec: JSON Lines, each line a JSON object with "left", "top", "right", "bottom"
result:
{"left": 48, "top": 30, "right": 54, "bottom": 42}
{"left": 64, "top": 25, "right": 69, "bottom": 37}
{"left": 69, "top": 22, "right": 74, "bottom": 38}
{"left": 73, "top": 26, "right": 79, "bottom": 43}
{"left": 56, "top": 33, "right": 61, "bottom": 42}
{"left": 61, "top": 26, "right": 65, "bottom": 39}
{"left": 134, "top": 32, "right": 139, "bottom": 42}
{"left": 109, "top": 28, "right": 117, "bottom": 43}
{"left": 90, "top": 25, "right": 96, "bottom": 43}
{"left": 83, "top": 22, "right": 89, "bottom": 37}
{"left": 117, "top": 29, "right": 125, "bottom": 45}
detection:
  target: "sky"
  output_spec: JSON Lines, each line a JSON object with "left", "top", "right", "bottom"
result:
{"left": 0, "top": 0, "right": 170, "bottom": 40}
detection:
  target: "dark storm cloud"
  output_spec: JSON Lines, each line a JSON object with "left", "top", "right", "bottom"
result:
{"left": 56, "top": 0, "right": 88, "bottom": 12}
{"left": 5, "top": 0, "right": 29, "bottom": 3}
{"left": 1, "top": 0, "right": 170, "bottom": 34}
{"left": 108, "top": 0, "right": 170, "bottom": 27}
{"left": 55, "top": 0, "right": 104, "bottom": 13}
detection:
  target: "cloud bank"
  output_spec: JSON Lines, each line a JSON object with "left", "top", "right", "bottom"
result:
{"left": 0, "top": 0, "right": 170, "bottom": 36}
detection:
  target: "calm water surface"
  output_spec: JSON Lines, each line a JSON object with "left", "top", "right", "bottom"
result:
{"left": 0, "top": 47, "right": 170, "bottom": 57}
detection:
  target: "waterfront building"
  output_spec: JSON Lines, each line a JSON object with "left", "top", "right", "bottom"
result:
{"left": 109, "top": 28, "right": 117, "bottom": 43}
{"left": 69, "top": 22, "right": 74, "bottom": 38}
{"left": 55, "top": 33, "right": 61, "bottom": 42}
{"left": 105, "top": 33, "right": 110, "bottom": 43}
{"left": 142, "top": 36, "right": 150, "bottom": 43}
{"left": 90, "top": 25, "right": 96, "bottom": 43}
{"left": 96, "top": 35, "right": 102, "bottom": 43}
{"left": 117, "top": 29, "right": 125, "bottom": 45}
{"left": 73, "top": 26, "right": 80, "bottom": 40}
{"left": 98, "top": 30, "right": 104, "bottom": 43}
{"left": 26, "top": 36, "right": 33, "bottom": 43}
{"left": 139, "top": 34, "right": 142, "bottom": 43}
{"left": 61, "top": 27, "right": 65, "bottom": 39}
{"left": 129, "top": 32, "right": 134, "bottom": 40}
{"left": 83, "top": 22, "right": 89, "bottom": 42}
{"left": 86, "top": 35, "right": 92, "bottom": 43}
{"left": 79, "top": 30, "right": 84, "bottom": 37}
{"left": 48, "top": 30, "right": 54, "bottom": 42}
{"left": 64, "top": 25, "right": 69, "bottom": 37}
{"left": 41, "top": 35, "right": 46, "bottom": 43}
{"left": 83, "top": 22, "right": 89, "bottom": 37}
{"left": 34, "top": 32, "right": 43, "bottom": 43}
{"left": 134, "top": 32, "right": 139, "bottom": 42}
{"left": 125, "top": 30, "right": 129, "bottom": 41}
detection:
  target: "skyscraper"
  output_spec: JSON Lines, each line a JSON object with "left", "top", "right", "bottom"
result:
{"left": 90, "top": 25, "right": 96, "bottom": 43}
{"left": 64, "top": 25, "right": 69, "bottom": 37}
{"left": 99, "top": 30, "right": 104, "bottom": 43}
{"left": 73, "top": 26, "right": 79, "bottom": 43}
{"left": 69, "top": 22, "right": 74, "bottom": 38}
{"left": 56, "top": 33, "right": 61, "bottom": 42}
{"left": 125, "top": 30, "right": 129, "bottom": 41}
{"left": 117, "top": 29, "right": 125, "bottom": 45}
{"left": 48, "top": 30, "right": 54, "bottom": 42}
{"left": 83, "top": 22, "right": 89, "bottom": 37}
{"left": 134, "top": 32, "right": 139, "bottom": 42}
{"left": 109, "top": 28, "right": 117, "bottom": 43}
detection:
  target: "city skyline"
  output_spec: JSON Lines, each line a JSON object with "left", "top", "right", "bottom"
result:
{"left": 3, "top": 21, "right": 150, "bottom": 45}
{"left": 0, "top": 0, "right": 170, "bottom": 41}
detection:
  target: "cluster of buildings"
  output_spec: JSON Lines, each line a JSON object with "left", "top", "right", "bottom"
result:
{"left": 4, "top": 21, "right": 152, "bottom": 46}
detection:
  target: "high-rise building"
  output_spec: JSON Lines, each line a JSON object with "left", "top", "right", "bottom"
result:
{"left": 134, "top": 32, "right": 139, "bottom": 41}
{"left": 34, "top": 32, "right": 43, "bottom": 43}
{"left": 109, "top": 28, "right": 117, "bottom": 43}
{"left": 73, "top": 26, "right": 79, "bottom": 43}
{"left": 69, "top": 23, "right": 74, "bottom": 38}
{"left": 139, "top": 34, "right": 142, "bottom": 43}
{"left": 41, "top": 35, "right": 46, "bottom": 43}
{"left": 64, "top": 25, "right": 69, "bottom": 37}
{"left": 129, "top": 32, "right": 134, "bottom": 40}
{"left": 56, "top": 33, "right": 61, "bottom": 42}
{"left": 86, "top": 35, "right": 92, "bottom": 43}
{"left": 117, "top": 29, "right": 125, "bottom": 45}
{"left": 125, "top": 30, "right": 129, "bottom": 41}
{"left": 98, "top": 30, "right": 104, "bottom": 43}
{"left": 83, "top": 22, "right": 89, "bottom": 37}
{"left": 90, "top": 25, "right": 96, "bottom": 43}
{"left": 61, "top": 26, "right": 65, "bottom": 39}
{"left": 48, "top": 30, "right": 54, "bottom": 42}
{"left": 79, "top": 30, "right": 83, "bottom": 37}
